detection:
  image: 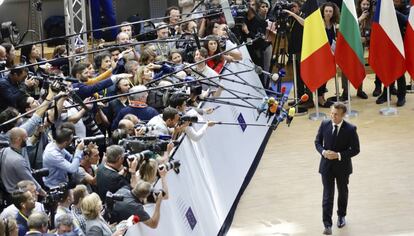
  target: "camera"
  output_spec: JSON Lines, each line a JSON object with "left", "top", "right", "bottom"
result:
{"left": 269, "top": 0, "right": 295, "bottom": 33}
{"left": 0, "top": 60, "right": 6, "bottom": 71}
{"left": 134, "top": 124, "right": 157, "bottom": 134}
{"left": 146, "top": 188, "right": 166, "bottom": 203}
{"left": 180, "top": 115, "right": 198, "bottom": 124}
{"left": 74, "top": 134, "right": 106, "bottom": 146}
{"left": 106, "top": 191, "right": 124, "bottom": 203}
{"left": 126, "top": 150, "right": 155, "bottom": 162}
{"left": 31, "top": 168, "right": 49, "bottom": 178}
{"left": 122, "top": 138, "right": 179, "bottom": 155}
{"left": 43, "top": 183, "right": 68, "bottom": 212}
{"left": 158, "top": 160, "right": 181, "bottom": 172}
{"left": 231, "top": 2, "right": 248, "bottom": 25}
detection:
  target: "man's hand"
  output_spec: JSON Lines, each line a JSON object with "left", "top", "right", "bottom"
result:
{"left": 158, "top": 166, "right": 167, "bottom": 178}
{"left": 128, "top": 157, "right": 139, "bottom": 174}
{"left": 76, "top": 140, "right": 85, "bottom": 151}
{"left": 38, "top": 189, "right": 47, "bottom": 197}
{"left": 324, "top": 150, "right": 339, "bottom": 160}
{"left": 147, "top": 63, "right": 162, "bottom": 71}
{"left": 25, "top": 77, "right": 38, "bottom": 88}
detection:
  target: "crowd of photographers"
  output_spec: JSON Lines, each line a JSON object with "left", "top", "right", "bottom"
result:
{"left": 0, "top": 0, "right": 411, "bottom": 235}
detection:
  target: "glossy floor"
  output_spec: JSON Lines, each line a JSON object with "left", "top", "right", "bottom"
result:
{"left": 228, "top": 75, "right": 414, "bottom": 236}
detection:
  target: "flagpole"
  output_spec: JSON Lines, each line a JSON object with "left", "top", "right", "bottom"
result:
{"left": 309, "top": 90, "right": 327, "bottom": 120}
{"left": 380, "top": 86, "right": 397, "bottom": 116}
{"left": 345, "top": 80, "right": 358, "bottom": 118}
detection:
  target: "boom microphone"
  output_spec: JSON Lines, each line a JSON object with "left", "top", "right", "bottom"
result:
{"left": 254, "top": 65, "right": 279, "bottom": 82}
{"left": 220, "top": 0, "right": 235, "bottom": 28}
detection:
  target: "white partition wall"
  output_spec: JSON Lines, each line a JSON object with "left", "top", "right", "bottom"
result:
{"left": 126, "top": 47, "right": 275, "bottom": 236}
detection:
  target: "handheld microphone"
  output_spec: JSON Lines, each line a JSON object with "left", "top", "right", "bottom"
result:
{"left": 220, "top": 0, "right": 235, "bottom": 28}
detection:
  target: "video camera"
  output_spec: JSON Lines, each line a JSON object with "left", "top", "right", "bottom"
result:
{"left": 43, "top": 183, "right": 68, "bottom": 213}
{"left": 231, "top": 1, "right": 248, "bottom": 25}
{"left": 269, "top": 0, "right": 295, "bottom": 33}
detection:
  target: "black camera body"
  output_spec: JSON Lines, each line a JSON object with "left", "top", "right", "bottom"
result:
{"left": 31, "top": 168, "right": 49, "bottom": 178}
{"left": 231, "top": 4, "right": 248, "bottom": 25}
{"left": 43, "top": 183, "right": 68, "bottom": 213}
{"left": 146, "top": 189, "right": 166, "bottom": 203}
{"left": 74, "top": 134, "right": 106, "bottom": 146}
{"left": 270, "top": 0, "right": 295, "bottom": 31}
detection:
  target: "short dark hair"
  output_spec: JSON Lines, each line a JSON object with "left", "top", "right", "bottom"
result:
{"left": 332, "top": 102, "right": 347, "bottom": 114}
{"left": 60, "top": 122, "right": 76, "bottom": 135}
{"left": 196, "top": 48, "right": 208, "bottom": 59}
{"left": 162, "top": 107, "right": 178, "bottom": 121}
{"left": 169, "top": 93, "right": 188, "bottom": 108}
{"left": 55, "top": 128, "right": 74, "bottom": 144}
{"left": 0, "top": 107, "right": 19, "bottom": 132}
{"left": 16, "top": 95, "right": 31, "bottom": 114}
{"left": 94, "top": 51, "right": 111, "bottom": 69}
{"left": 12, "top": 190, "right": 30, "bottom": 210}
{"left": 71, "top": 62, "right": 88, "bottom": 78}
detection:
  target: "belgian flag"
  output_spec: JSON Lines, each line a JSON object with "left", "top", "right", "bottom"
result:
{"left": 300, "top": 0, "right": 336, "bottom": 92}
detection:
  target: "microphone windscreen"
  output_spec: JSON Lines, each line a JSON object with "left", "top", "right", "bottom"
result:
{"left": 300, "top": 94, "right": 309, "bottom": 102}
{"left": 281, "top": 86, "right": 286, "bottom": 94}
{"left": 288, "top": 107, "right": 296, "bottom": 117}
{"left": 255, "top": 66, "right": 263, "bottom": 75}
{"left": 271, "top": 73, "right": 279, "bottom": 82}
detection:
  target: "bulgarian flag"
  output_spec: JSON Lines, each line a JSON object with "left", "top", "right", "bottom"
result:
{"left": 335, "top": 0, "right": 366, "bottom": 89}
{"left": 405, "top": 1, "right": 414, "bottom": 78}
{"left": 300, "top": 0, "right": 336, "bottom": 92}
{"left": 369, "top": 0, "right": 406, "bottom": 87}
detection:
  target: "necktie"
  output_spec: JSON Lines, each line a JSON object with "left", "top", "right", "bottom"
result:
{"left": 332, "top": 124, "right": 338, "bottom": 149}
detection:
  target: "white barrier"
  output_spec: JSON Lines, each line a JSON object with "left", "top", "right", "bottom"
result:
{"left": 126, "top": 46, "right": 274, "bottom": 236}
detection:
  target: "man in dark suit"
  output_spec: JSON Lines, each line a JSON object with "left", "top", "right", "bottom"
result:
{"left": 315, "top": 102, "right": 360, "bottom": 235}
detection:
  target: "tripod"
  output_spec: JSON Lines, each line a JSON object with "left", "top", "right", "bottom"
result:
{"left": 268, "top": 17, "right": 289, "bottom": 93}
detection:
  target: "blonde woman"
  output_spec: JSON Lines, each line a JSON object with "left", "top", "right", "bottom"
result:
{"left": 80, "top": 193, "right": 125, "bottom": 236}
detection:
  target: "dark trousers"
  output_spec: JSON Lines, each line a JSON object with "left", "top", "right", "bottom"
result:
{"left": 375, "top": 75, "right": 406, "bottom": 99}
{"left": 321, "top": 172, "right": 349, "bottom": 227}
{"left": 293, "top": 54, "right": 306, "bottom": 99}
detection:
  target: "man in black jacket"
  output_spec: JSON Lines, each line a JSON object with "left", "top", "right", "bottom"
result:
{"left": 314, "top": 102, "right": 360, "bottom": 235}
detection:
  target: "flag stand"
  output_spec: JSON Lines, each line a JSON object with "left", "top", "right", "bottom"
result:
{"left": 309, "top": 90, "right": 327, "bottom": 120}
{"left": 380, "top": 87, "right": 398, "bottom": 116}
{"left": 327, "top": 71, "right": 341, "bottom": 103}
{"left": 292, "top": 54, "right": 307, "bottom": 116}
{"left": 345, "top": 80, "right": 358, "bottom": 118}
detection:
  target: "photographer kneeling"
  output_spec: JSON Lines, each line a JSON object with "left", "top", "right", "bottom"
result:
{"left": 111, "top": 179, "right": 165, "bottom": 228}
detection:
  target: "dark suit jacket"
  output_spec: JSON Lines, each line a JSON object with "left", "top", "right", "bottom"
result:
{"left": 315, "top": 119, "right": 360, "bottom": 176}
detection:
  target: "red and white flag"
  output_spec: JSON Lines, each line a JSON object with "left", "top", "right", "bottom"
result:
{"left": 405, "top": 1, "right": 414, "bottom": 78}
{"left": 369, "top": 0, "right": 406, "bottom": 86}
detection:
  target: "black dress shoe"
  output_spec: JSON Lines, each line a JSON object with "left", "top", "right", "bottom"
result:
{"left": 337, "top": 216, "right": 346, "bottom": 228}
{"left": 372, "top": 87, "right": 382, "bottom": 97}
{"left": 323, "top": 226, "right": 332, "bottom": 235}
{"left": 357, "top": 91, "right": 368, "bottom": 99}
{"left": 318, "top": 100, "right": 333, "bottom": 108}
{"left": 390, "top": 86, "right": 398, "bottom": 95}
{"left": 376, "top": 95, "right": 387, "bottom": 104}
{"left": 397, "top": 97, "right": 406, "bottom": 107}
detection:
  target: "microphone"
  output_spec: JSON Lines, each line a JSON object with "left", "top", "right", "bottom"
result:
{"left": 286, "top": 107, "right": 295, "bottom": 127}
{"left": 290, "top": 94, "right": 310, "bottom": 108}
{"left": 253, "top": 64, "right": 280, "bottom": 82}
{"left": 220, "top": 0, "right": 235, "bottom": 28}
